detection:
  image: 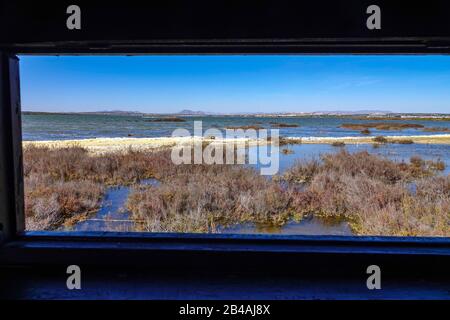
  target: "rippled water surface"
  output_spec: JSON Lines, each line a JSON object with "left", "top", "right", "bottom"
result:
{"left": 22, "top": 113, "right": 450, "bottom": 141}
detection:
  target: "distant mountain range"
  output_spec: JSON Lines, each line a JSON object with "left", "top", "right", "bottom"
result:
{"left": 176, "top": 109, "right": 206, "bottom": 115}
{"left": 22, "top": 110, "right": 144, "bottom": 116}
{"left": 22, "top": 109, "right": 450, "bottom": 117}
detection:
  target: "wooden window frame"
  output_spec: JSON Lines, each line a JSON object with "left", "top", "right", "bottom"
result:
{"left": 0, "top": 1, "right": 449, "bottom": 278}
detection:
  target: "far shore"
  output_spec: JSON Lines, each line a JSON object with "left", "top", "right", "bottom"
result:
{"left": 22, "top": 134, "right": 450, "bottom": 152}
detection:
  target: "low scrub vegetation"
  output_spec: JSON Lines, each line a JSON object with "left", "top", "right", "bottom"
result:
{"left": 23, "top": 144, "right": 172, "bottom": 185}
{"left": 373, "top": 136, "right": 414, "bottom": 145}
{"left": 24, "top": 145, "right": 449, "bottom": 236}
{"left": 281, "top": 151, "right": 449, "bottom": 236}
{"left": 391, "top": 139, "right": 414, "bottom": 144}
{"left": 25, "top": 179, "right": 104, "bottom": 230}
{"left": 23, "top": 144, "right": 173, "bottom": 230}
{"left": 373, "top": 136, "right": 388, "bottom": 143}
{"left": 127, "top": 165, "right": 293, "bottom": 232}
{"left": 422, "top": 127, "right": 450, "bottom": 132}
{"left": 278, "top": 137, "right": 303, "bottom": 146}
{"left": 281, "top": 148, "right": 295, "bottom": 154}
{"left": 270, "top": 122, "right": 299, "bottom": 128}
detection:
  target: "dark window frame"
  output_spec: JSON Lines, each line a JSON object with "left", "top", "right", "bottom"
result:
{"left": 1, "top": 46, "right": 450, "bottom": 271}
{"left": 0, "top": 1, "right": 449, "bottom": 275}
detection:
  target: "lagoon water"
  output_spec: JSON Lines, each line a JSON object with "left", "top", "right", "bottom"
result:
{"left": 66, "top": 179, "right": 159, "bottom": 232}
{"left": 22, "top": 113, "right": 450, "bottom": 141}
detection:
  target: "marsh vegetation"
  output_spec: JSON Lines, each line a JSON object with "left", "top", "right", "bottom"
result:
{"left": 270, "top": 123, "right": 300, "bottom": 128}
{"left": 23, "top": 145, "right": 449, "bottom": 236}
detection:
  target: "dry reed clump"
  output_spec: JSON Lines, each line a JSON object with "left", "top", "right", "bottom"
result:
{"left": 126, "top": 165, "right": 293, "bottom": 232}
{"left": 373, "top": 136, "right": 388, "bottom": 143}
{"left": 25, "top": 178, "right": 104, "bottom": 230}
{"left": 281, "top": 148, "right": 294, "bottom": 154}
{"left": 321, "top": 151, "right": 407, "bottom": 183}
{"left": 391, "top": 139, "right": 414, "bottom": 144}
{"left": 277, "top": 137, "right": 303, "bottom": 146}
{"left": 270, "top": 123, "right": 299, "bottom": 128}
{"left": 407, "top": 156, "right": 446, "bottom": 177}
{"left": 349, "top": 176, "right": 450, "bottom": 236}
{"left": 281, "top": 159, "right": 321, "bottom": 184}
{"left": 23, "top": 144, "right": 173, "bottom": 185}
{"left": 284, "top": 151, "right": 445, "bottom": 185}
{"left": 422, "top": 127, "right": 450, "bottom": 132}
{"left": 331, "top": 141, "right": 346, "bottom": 147}
{"left": 23, "top": 144, "right": 174, "bottom": 230}
{"left": 283, "top": 150, "right": 449, "bottom": 236}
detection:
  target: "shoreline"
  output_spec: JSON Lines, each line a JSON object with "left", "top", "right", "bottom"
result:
{"left": 22, "top": 134, "right": 450, "bottom": 152}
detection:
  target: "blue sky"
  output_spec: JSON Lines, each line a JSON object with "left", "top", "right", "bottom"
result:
{"left": 19, "top": 55, "right": 450, "bottom": 114}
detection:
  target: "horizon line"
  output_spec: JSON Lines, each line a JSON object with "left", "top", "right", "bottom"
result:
{"left": 20, "top": 109, "right": 450, "bottom": 116}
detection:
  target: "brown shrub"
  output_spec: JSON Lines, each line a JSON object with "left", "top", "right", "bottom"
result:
{"left": 281, "top": 148, "right": 294, "bottom": 154}
{"left": 285, "top": 150, "right": 441, "bottom": 188}
{"left": 422, "top": 127, "right": 450, "bottom": 132}
{"left": 331, "top": 141, "right": 346, "bottom": 147}
{"left": 282, "top": 159, "right": 321, "bottom": 184}
{"left": 406, "top": 156, "right": 446, "bottom": 178}
{"left": 321, "top": 150, "right": 405, "bottom": 183}
{"left": 351, "top": 176, "right": 450, "bottom": 236}
{"left": 283, "top": 151, "right": 449, "bottom": 236}
{"left": 127, "top": 165, "right": 293, "bottom": 232}
{"left": 25, "top": 178, "right": 104, "bottom": 230}
{"left": 428, "top": 160, "right": 446, "bottom": 171}
{"left": 373, "top": 136, "right": 388, "bottom": 143}
{"left": 291, "top": 169, "right": 449, "bottom": 236}
{"left": 277, "top": 137, "right": 302, "bottom": 146}
{"left": 304, "top": 172, "right": 407, "bottom": 219}
{"left": 392, "top": 139, "right": 414, "bottom": 144}
{"left": 271, "top": 123, "right": 299, "bottom": 128}
{"left": 23, "top": 144, "right": 173, "bottom": 185}
{"left": 23, "top": 145, "right": 175, "bottom": 230}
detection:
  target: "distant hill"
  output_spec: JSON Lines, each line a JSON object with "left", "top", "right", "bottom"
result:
{"left": 176, "top": 109, "right": 211, "bottom": 115}
{"left": 22, "top": 110, "right": 144, "bottom": 116}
